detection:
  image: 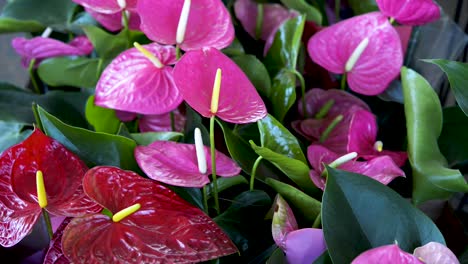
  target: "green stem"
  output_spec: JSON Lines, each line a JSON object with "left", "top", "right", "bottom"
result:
{"left": 255, "top": 4, "right": 264, "bottom": 40}
{"left": 334, "top": 0, "right": 340, "bottom": 22}
{"left": 312, "top": 211, "right": 321, "bottom": 228}
{"left": 290, "top": 69, "right": 307, "bottom": 118}
{"left": 122, "top": 10, "right": 131, "bottom": 48}
{"left": 250, "top": 156, "right": 263, "bottom": 191}
{"left": 170, "top": 111, "right": 176, "bottom": 131}
{"left": 340, "top": 73, "right": 347, "bottom": 90}
{"left": 96, "top": 59, "right": 103, "bottom": 80}
{"left": 319, "top": 114, "right": 343, "bottom": 143}
{"left": 389, "top": 17, "right": 396, "bottom": 25}
{"left": 209, "top": 116, "right": 220, "bottom": 214}
{"left": 28, "top": 59, "right": 40, "bottom": 94}
{"left": 32, "top": 103, "right": 44, "bottom": 131}
{"left": 42, "top": 209, "right": 53, "bottom": 239}
{"left": 176, "top": 45, "right": 182, "bottom": 60}
{"left": 202, "top": 186, "right": 209, "bottom": 214}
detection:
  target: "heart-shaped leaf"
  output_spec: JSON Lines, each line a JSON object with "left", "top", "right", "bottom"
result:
{"left": 38, "top": 57, "right": 101, "bottom": 88}
{"left": 232, "top": 54, "right": 271, "bottom": 99}
{"left": 82, "top": 25, "right": 129, "bottom": 61}
{"left": 130, "top": 132, "right": 183, "bottom": 146}
{"left": 270, "top": 69, "right": 297, "bottom": 122}
{"left": 0, "top": 121, "right": 32, "bottom": 154}
{"left": 85, "top": 95, "right": 121, "bottom": 134}
{"left": 439, "top": 107, "right": 468, "bottom": 167}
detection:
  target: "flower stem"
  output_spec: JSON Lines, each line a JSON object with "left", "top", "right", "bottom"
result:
{"left": 255, "top": 4, "right": 264, "bottom": 40}
{"left": 42, "top": 209, "right": 53, "bottom": 239}
{"left": 312, "top": 211, "right": 321, "bottom": 228}
{"left": 334, "top": 0, "right": 340, "bottom": 22}
{"left": 290, "top": 69, "right": 307, "bottom": 118}
{"left": 209, "top": 116, "right": 220, "bottom": 214}
{"left": 176, "top": 45, "right": 182, "bottom": 60}
{"left": 250, "top": 156, "right": 263, "bottom": 191}
{"left": 28, "top": 59, "right": 40, "bottom": 94}
{"left": 202, "top": 185, "right": 209, "bottom": 214}
{"left": 340, "top": 73, "right": 347, "bottom": 90}
{"left": 121, "top": 10, "right": 131, "bottom": 48}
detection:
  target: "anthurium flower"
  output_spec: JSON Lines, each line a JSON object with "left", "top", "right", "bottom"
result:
{"left": 62, "top": 166, "right": 238, "bottom": 263}
{"left": 0, "top": 129, "right": 101, "bottom": 247}
{"left": 137, "top": 0, "right": 234, "bottom": 51}
{"left": 43, "top": 218, "right": 71, "bottom": 264}
{"left": 72, "top": 0, "right": 137, "bottom": 14}
{"left": 173, "top": 47, "right": 267, "bottom": 124}
{"left": 135, "top": 140, "right": 241, "bottom": 187}
{"left": 307, "top": 12, "right": 403, "bottom": 95}
{"left": 11, "top": 35, "right": 93, "bottom": 68}
{"left": 351, "top": 244, "right": 423, "bottom": 264}
{"left": 85, "top": 7, "right": 141, "bottom": 32}
{"left": 347, "top": 109, "right": 408, "bottom": 166}
{"left": 413, "top": 242, "right": 460, "bottom": 264}
{"left": 95, "top": 42, "right": 182, "bottom": 115}
{"left": 116, "top": 109, "right": 186, "bottom": 132}
{"left": 376, "top": 0, "right": 440, "bottom": 26}
{"left": 308, "top": 145, "right": 405, "bottom": 190}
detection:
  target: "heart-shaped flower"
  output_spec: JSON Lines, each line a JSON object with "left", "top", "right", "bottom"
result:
{"left": 85, "top": 7, "right": 141, "bottom": 32}
{"left": 413, "top": 242, "right": 459, "bottom": 264}
{"left": 43, "top": 218, "right": 71, "bottom": 264}
{"left": 352, "top": 244, "right": 424, "bottom": 264}
{"left": 62, "top": 166, "right": 238, "bottom": 263}
{"left": 116, "top": 108, "right": 186, "bottom": 132}
{"left": 72, "top": 0, "right": 137, "bottom": 14}
{"left": 376, "top": 0, "right": 440, "bottom": 26}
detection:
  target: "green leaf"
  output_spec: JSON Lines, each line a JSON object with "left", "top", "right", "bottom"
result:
{"left": 266, "top": 247, "right": 287, "bottom": 264}
{"left": 85, "top": 95, "right": 120, "bottom": 134}
{"left": 36, "top": 105, "right": 139, "bottom": 170}
{"left": 83, "top": 26, "right": 129, "bottom": 61}
{"left": 323, "top": 167, "right": 445, "bottom": 264}
{"left": 264, "top": 15, "right": 305, "bottom": 76}
{"left": 222, "top": 38, "right": 245, "bottom": 57}
{"left": 313, "top": 251, "right": 333, "bottom": 264}
{"left": 130, "top": 132, "right": 183, "bottom": 146}
{"left": 401, "top": 67, "right": 468, "bottom": 204}
{"left": 232, "top": 55, "right": 271, "bottom": 99}
{"left": 38, "top": 57, "right": 102, "bottom": 88}
{"left": 183, "top": 105, "right": 209, "bottom": 145}
{"left": 168, "top": 187, "right": 204, "bottom": 210}
{"left": 279, "top": 0, "right": 322, "bottom": 24}
{"left": 347, "top": 0, "right": 378, "bottom": 15}
{"left": 206, "top": 176, "right": 248, "bottom": 199}
{"left": 265, "top": 178, "right": 321, "bottom": 224}
{"left": 424, "top": 59, "right": 468, "bottom": 117}
{"left": 269, "top": 69, "right": 297, "bottom": 122}
{"left": 439, "top": 107, "right": 468, "bottom": 167}
{"left": 0, "top": 17, "right": 43, "bottom": 33}
{"left": 0, "top": 121, "right": 32, "bottom": 154}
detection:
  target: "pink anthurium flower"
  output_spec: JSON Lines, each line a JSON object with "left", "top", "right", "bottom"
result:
{"left": 95, "top": 42, "right": 182, "bottom": 115}
{"left": 116, "top": 109, "right": 186, "bottom": 132}
{"left": 137, "top": 0, "right": 234, "bottom": 51}
{"left": 347, "top": 109, "right": 408, "bottom": 167}
{"left": 135, "top": 140, "right": 241, "bottom": 187}
{"left": 272, "top": 195, "right": 327, "bottom": 264}
{"left": 43, "top": 218, "right": 71, "bottom": 264}
{"left": 308, "top": 145, "right": 405, "bottom": 190}
{"left": 376, "top": 0, "right": 440, "bottom": 26}
{"left": 352, "top": 244, "right": 424, "bottom": 264}
{"left": 61, "top": 166, "right": 238, "bottom": 263}
{"left": 72, "top": 0, "right": 137, "bottom": 14}
{"left": 307, "top": 12, "right": 403, "bottom": 95}
{"left": 11, "top": 35, "right": 93, "bottom": 68}
{"left": 85, "top": 7, "right": 140, "bottom": 32}
{"left": 0, "top": 129, "right": 101, "bottom": 247}
{"left": 173, "top": 47, "right": 267, "bottom": 124}
{"left": 413, "top": 242, "right": 460, "bottom": 264}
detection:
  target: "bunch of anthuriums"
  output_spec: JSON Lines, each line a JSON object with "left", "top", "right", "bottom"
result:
{"left": 0, "top": 0, "right": 467, "bottom": 263}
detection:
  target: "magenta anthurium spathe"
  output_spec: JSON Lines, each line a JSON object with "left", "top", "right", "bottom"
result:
{"left": 116, "top": 109, "right": 186, "bottom": 132}
{"left": 135, "top": 141, "right": 240, "bottom": 187}
{"left": 173, "top": 47, "right": 267, "bottom": 124}
{"left": 62, "top": 166, "right": 238, "bottom": 263}
{"left": 85, "top": 7, "right": 141, "bottom": 32}
{"left": 347, "top": 109, "right": 408, "bottom": 166}
{"left": 351, "top": 244, "right": 423, "bottom": 264}
{"left": 95, "top": 43, "right": 182, "bottom": 115}
{"left": 307, "top": 12, "right": 403, "bottom": 95}
{"left": 376, "top": 0, "right": 440, "bottom": 26}
{"left": 11, "top": 35, "right": 93, "bottom": 68}
{"left": 0, "top": 129, "right": 101, "bottom": 247}
{"left": 72, "top": 0, "right": 137, "bottom": 14}
{"left": 308, "top": 145, "right": 405, "bottom": 190}
{"left": 413, "top": 242, "right": 460, "bottom": 264}
{"left": 137, "top": 0, "right": 234, "bottom": 51}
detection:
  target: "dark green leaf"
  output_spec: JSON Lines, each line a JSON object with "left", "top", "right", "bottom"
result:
{"left": 206, "top": 176, "right": 248, "bottom": 199}
{"left": 232, "top": 55, "right": 271, "bottom": 99}
{"left": 222, "top": 38, "right": 245, "bottom": 57}
{"left": 348, "top": 0, "right": 378, "bottom": 15}
{"left": 130, "top": 132, "right": 183, "bottom": 146}
{"left": 313, "top": 251, "right": 333, "bottom": 264}
{"left": 183, "top": 105, "right": 209, "bottom": 145}
{"left": 269, "top": 69, "right": 297, "bottom": 122}
{"left": 401, "top": 67, "right": 468, "bottom": 204}
{"left": 439, "top": 107, "right": 468, "bottom": 167}
{"left": 37, "top": 57, "right": 101, "bottom": 88}
{"left": 0, "top": 17, "right": 43, "bottom": 33}
{"left": 266, "top": 247, "right": 287, "bottom": 264}
{"left": 323, "top": 167, "right": 445, "bottom": 264}
{"left": 36, "top": 105, "right": 139, "bottom": 170}
{"left": 0, "top": 121, "right": 32, "bottom": 154}
{"left": 85, "top": 95, "right": 120, "bottom": 134}
{"left": 280, "top": 0, "right": 322, "bottom": 24}
{"left": 168, "top": 186, "right": 204, "bottom": 210}
{"left": 83, "top": 26, "right": 129, "bottom": 61}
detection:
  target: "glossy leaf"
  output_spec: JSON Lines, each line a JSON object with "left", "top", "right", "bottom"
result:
{"left": 401, "top": 67, "right": 468, "bottom": 204}
{"left": 348, "top": 0, "right": 378, "bottom": 14}
{"left": 36, "top": 106, "right": 139, "bottom": 171}
{"left": 0, "top": 121, "right": 31, "bottom": 154}
{"left": 206, "top": 176, "right": 248, "bottom": 199}
{"left": 82, "top": 26, "right": 129, "bottom": 61}
{"left": 270, "top": 69, "right": 297, "bottom": 122}
{"left": 424, "top": 59, "right": 468, "bottom": 117}
{"left": 62, "top": 166, "right": 237, "bottom": 263}
{"left": 439, "top": 107, "right": 468, "bottom": 167}
{"left": 85, "top": 95, "right": 120, "bottom": 134}
{"left": 322, "top": 167, "right": 445, "bottom": 264}
{"left": 130, "top": 132, "right": 183, "bottom": 146}
{"left": 232, "top": 54, "right": 271, "bottom": 99}
{"left": 280, "top": 0, "right": 321, "bottom": 24}
{"left": 37, "top": 57, "right": 101, "bottom": 88}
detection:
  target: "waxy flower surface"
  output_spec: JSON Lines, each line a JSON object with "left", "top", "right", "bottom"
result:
{"left": 135, "top": 140, "right": 241, "bottom": 187}
{"left": 376, "top": 0, "right": 440, "bottom": 26}
{"left": 72, "top": 0, "right": 137, "bottom": 14}
{"left": 85, "top": 7, "right": 141, "bottom": 32}
{"left": 137, "top": 0, "right": 234, "bottom": 51}
{"left": 352, "top": 244, "right": 423, "bottom": 264}
{"left": 43, "top": 218, "right": 71, "bottom": 264}
{"left": 116, "top": 109, "right": 186, "bottom": 132}
{"left": 62, "top": 166, "right": 238, "bottom": 263}
{"left": 95, "top": 43, "right": 182, "bottom": 115}
{"left": 413, "top": 242, "right": 460, "bottom": 264}
{"left": 308, "top": 12, "right": 403, "bottom": 95}
{"left": 173, "top": 47, "right": 267, "bottom": 124}
{"left": 0, "top": 129, "right": 100, "bottom": 247}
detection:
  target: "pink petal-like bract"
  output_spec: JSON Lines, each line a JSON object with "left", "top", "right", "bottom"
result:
{"left": 376, "top": 0, "right": 440, "bottom": 26}
{"left": 307, "top": 12, "right": 403, "bottom": 95}
{"left": 285, "top": 228, "right": 327, "bottom": 264}
{"left": 308, "top": 145, "right": 405, "bottom": 190}
{"left": 352, "top": 244, "right": 424, "bottom": 264}
{"left": 73, "top": 0, "right": 137, "bottom": 14}
{"left": 173, "top": 47, "right": 267, "bottom": 123}
{"left": 0, "top": 130, "right": 101, "bottom": 247}
{"left": 413, "top": 242, "right": 460, "bottom": 264}
{"left": 11, "top": 36, "right": 93, "bottom": 68}
{"left": 272, "top": 195, "right": 298, "bottom": 249}
{"left": 139, "top": 109, "right": 186, "bottom": 132}
{"left": 95, "top": 43, "right": 183, "bottom": 115}
{"left": 43, "top": 218, "right": 72, "bottom": 264}
{"left": 135, "top": 141, "right": 241, "bottom": 187}
{"left": 347, "top": 109, "right": 408, "bottom": 166}
{"left": 137, "top": 0, "right": 234, "bottom": 51}
{"left": 85, "top": 7, "right": 141, "bottom": 31}
{"left": 62, "top": 166, "right": 238, "bottom": 263}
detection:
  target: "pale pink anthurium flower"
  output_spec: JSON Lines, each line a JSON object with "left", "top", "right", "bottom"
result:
{"left": 376, "top": 0, "right": 441, "bottom": 26}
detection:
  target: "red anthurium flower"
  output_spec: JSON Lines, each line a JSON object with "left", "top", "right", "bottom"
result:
{"left": 173, "top": 47, "right": 267, "bottom": 124}
{"left": 85, "top": 7, "right": 141, "bottom": 32}
{"left": 62, "top": 166, "right": 238, "bottom": 263}
{"left": 0, "top": 129, "right": 101, "bottom": 247}
{"left": 137, "top": 0, "right": 234, "bottom": 51}
{"left": 347, "top": 109, "right": 407, "bottom": 167}
{"left": 307, "top": 12, "right": 403, "bottom": 95}
{"left": 413, "top": 242, "right": 459, "bottom": 264}
{"left": 308, "top": 145, "right": 405, "bottom": 190}
{"left": 135, "top": 140, "right": 241, "bottom": 187}
{"left": 11, "top": 35, "right": 93, "bottom": 68}
{"left": 95, "top": 42, "right": 182, "bottom": 115}
{"left": 376, "top": 0, "right": 440, "bottom": 26}
{"left": 72, "top": 0, "right": 137, "bottom": 14}
{"left": 352, "top": 244, "right": 424, "bottom": 264}
{"left": 43, "top": 218, "right": 72, "bottom": 264}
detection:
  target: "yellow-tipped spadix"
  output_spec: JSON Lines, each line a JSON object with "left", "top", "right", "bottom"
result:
{"left": 133, "top": 42, "right": 164, "bottom": 68}
{"left": 112, "top": 203, "right": 141, "bottom": 222}
{"left": 36, "top": 170, "right": 48, "bottom": 208}
{"left": 210, "top": 68, "right": 222, "bottom": 114}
